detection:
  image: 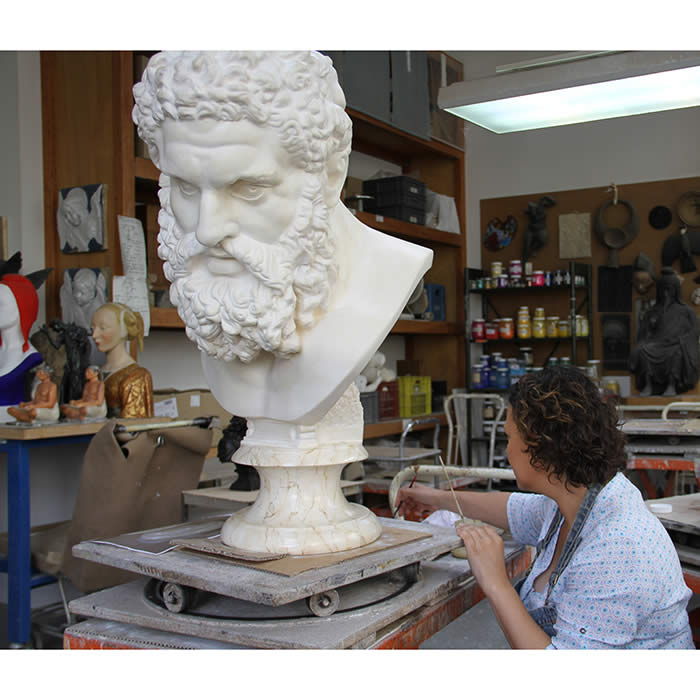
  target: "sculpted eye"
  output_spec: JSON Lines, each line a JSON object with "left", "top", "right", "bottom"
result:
{"left": 231, "top": 181, "right": 266, "bottom": 201}
{"left": 176, "top": 179, "right": 199, "bottom": 197}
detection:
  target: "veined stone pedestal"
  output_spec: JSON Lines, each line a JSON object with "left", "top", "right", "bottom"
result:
{"left": 221, "top": 384, "right": 382, "bottom": 555}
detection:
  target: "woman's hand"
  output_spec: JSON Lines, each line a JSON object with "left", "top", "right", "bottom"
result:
{"left": 456, "top": 522, "right": 510, "bottom": 595}
{"left": 396, "top": 483, "right": 443, "bottom": 518}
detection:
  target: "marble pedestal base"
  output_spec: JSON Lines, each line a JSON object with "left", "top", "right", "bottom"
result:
{"left": 221, "top": 463, "right": 381, "bottom": 555}
{"left": 220, "top": 383, "right": 381, "bottom": 555}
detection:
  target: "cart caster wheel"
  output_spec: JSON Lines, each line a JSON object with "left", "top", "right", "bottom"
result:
{"left": 161, "top": 582, "right": 195, "bottom": 614}
{"left": 404, "top": 561, "right": 421, "bottom": 584}
{"left": 307, "top": 589, "right": 340, "bottom": 617}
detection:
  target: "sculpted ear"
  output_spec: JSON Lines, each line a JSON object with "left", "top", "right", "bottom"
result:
{"left": 324, "top": 152, "right": 348, "bottom": 207}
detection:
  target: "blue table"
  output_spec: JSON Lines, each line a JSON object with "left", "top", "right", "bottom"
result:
{"left": 0, "top": 422, "right": 103, "bottom": 647}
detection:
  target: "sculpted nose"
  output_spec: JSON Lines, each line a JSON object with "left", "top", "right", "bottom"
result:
{"left": 195, "top": 190, "right": 238, "bottom": 248}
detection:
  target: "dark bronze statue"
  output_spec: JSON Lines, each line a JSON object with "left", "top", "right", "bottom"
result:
{"left": 630, "top": 267, "right": 700, "bottom": 395}
{"left": 522, "top": 195, "right": 556, "bottom": 263}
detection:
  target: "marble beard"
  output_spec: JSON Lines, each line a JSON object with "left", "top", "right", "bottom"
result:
{"left": 158, "top": 174, "right": 336, "bottom": 364}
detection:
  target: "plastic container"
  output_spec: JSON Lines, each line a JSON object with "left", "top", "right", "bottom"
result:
{"left": 546, "top": 316, "right": 560, "bottom": 338}
{"left": 471, "top": 319, "right": 486, "bottom": 342}
{"left": 485, "top": 322, "right": 499, "bottom": 340}
{"left": 509, "top": 259, "right": 522, "bottom": 279}
{"left": 495, "top": 367, "right": 510, "bottom": 390}
{"left": 517, "top": 316, "right": 532, "bottom": 339}
{"left": 558, "top": 319, "right": 571, "bottom": 337}
{"left": 498, "top": 317, "right": 514, "bottom": 339}
{"left": 360, "top": 391, "right": 379, "bottom": 424}
{"left": 490, "top": 261, "right": 503, "bottom": 278}
{"left": 532, "top": 318, "right": 545, "bottom": 339}
{"left": 533, "top": 270, "right": 545, "bottom": 287}
{"left": 471, "top": 364, "right": 484, "bottom": 389}
{"left": 398, "top": 376, "right": 432, "bottom": 418}
{"left": 377, "top": 380, "right": 399, "bottom": 420}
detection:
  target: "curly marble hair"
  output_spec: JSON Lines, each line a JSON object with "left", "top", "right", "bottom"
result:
{"left": 508, "top": 366, "right": 626, "bottom": 488}
{"left": 132, "top": 51, "right": 352, "bottom": 178}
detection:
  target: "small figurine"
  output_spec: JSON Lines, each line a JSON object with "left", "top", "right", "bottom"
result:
{"left": 522, "top": 195, "right": 556, "bottom": 263}
{"left": 91, "top": 302, "right": 154, "bottom": 418}
{"left": 60, "top": 365, "right": 107, "bottom": 420}
{"left": 8, "top": 364, "right": 59, "bottom": 423}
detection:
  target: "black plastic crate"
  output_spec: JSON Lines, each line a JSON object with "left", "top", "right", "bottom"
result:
{"left": 366, "top": 204, "right": 425, "bottom": 226}
{"left": 365, "top": 190, "right": 426, "bottom": 210}
{"left": 362, "top": 175, "right": 426, "bottom": 199}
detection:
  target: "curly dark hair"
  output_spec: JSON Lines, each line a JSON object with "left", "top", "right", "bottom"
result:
{"left": 507, "top": 366, "right": 626, "bottom": 488}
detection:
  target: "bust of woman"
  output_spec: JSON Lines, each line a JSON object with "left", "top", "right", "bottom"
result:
{"left": 90, "top": 302, "right": 154, "bottom": 418}
{"left": 0, "top": 274, "right": 44, "bottom": 422}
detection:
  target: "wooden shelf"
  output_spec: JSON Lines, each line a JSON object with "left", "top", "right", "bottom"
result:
{"left": 363, "top": 413, "right": 446, "bottom": 440}
{"left": 150, "top": 306, "right": 183, "bottom": 328}
{"left": 353, "top": 210, "right": 462, "bottom": 247}
{"left": 150, "top": 306, "right": 461, "bottom": 335}
{"left": 134, "top": 156, "right": 159, "bottom": 181}
{"left": 393, "top": 319, "right": 461, "bottom": 335}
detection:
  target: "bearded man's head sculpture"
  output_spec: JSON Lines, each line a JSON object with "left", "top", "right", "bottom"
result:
{"left": 133, "top": 51, "right": 352, "bottom": 364}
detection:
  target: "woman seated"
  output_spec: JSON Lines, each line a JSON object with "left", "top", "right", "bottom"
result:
{"left": 399, "top": 366, "right": 693, "bottom": 649}
{"left": 90, "top": 302, "right": 153, "bottom": 418}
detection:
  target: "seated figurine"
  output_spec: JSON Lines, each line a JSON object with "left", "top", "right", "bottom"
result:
{"left": 629, "top": 267, "right": 700, "bottom": 395}
{"left": 90, "top": 302, "right": 154, "bottom": 418}
{"left": 8, "top": 364, "right": 60, "bottom": 423}
{"left": 60, "top": 365, "right": 107, "bottom": 420}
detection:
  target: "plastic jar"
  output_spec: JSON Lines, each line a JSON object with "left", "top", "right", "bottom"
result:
{"left": 534, "top": 307, "right": 545, "bottom": 319}
{"left": 546, "top": 316, "right": 560, "bottom": 338}
{"left": 490, "top": 261, "right": 503, "bottom": 278}
{"left": 533, "top": 270, "right": 545, "bottom": 287}
{"left": 495, "top": 367, "right": 510, "bottom": 390}
{"left": 471, "top": 318, "right": 486, "bottom": 342}
{"left": 485, "top": 322, "right": 499, "bottom": 340}
{"left": 558, "top": 319, "right": 571, "bottom": 337}
{"left": 560, "top": 356, "right": 571, "bottom": 367}
{"left": 509, "top": 259, "right": 522, "bottom": 280}
{"left": 517, "top": 315, "right": 532, "bottom": 339}
{"left": 497, "top": 274, "right": 509, "bottom": 289}
{"left": 471, "top": 364, "right": 484, "bottom": 388}
{"left": 532, "top": 317, "right": 546, "bottom": 339}
{"left": 519, "top": 347, "right": 534, "bottom": 367}
{"left": 498, "top": 317, "right": 514, "bottom": 339}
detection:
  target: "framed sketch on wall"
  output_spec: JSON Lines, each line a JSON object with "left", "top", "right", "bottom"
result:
{"left": 57, "top": 183, "right": 108, "bottom": 253}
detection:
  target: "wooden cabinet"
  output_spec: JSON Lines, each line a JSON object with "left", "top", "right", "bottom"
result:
{"left": 40, "top": 50, "right": 467, "bottom": 425}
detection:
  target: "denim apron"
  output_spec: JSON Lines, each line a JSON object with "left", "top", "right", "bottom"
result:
{"left": 514, "top": 483, "right": 602, "bottom": 638}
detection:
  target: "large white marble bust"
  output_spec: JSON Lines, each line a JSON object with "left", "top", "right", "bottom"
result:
{"left": 133, "top": 52, "right": 432, "bottom": 554}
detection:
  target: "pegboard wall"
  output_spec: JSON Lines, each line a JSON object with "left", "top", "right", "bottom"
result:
{"left": 479, "top": 175, "right": 700, "bottom": 396}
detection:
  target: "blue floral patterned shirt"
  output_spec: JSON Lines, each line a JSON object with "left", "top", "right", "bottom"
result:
{"left": 507, "top": 472, "right": 694, "bottom": 649}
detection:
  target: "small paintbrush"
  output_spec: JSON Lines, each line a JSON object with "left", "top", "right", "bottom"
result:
{"left": 439, "top": 456, "right": 468, "bottom": 524}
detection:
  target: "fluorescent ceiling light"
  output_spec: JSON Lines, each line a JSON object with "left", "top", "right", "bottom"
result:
{"left": 438, "top": 51, "right": 700, "bottom": 134}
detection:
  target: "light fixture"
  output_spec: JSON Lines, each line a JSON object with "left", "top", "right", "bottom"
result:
{"left": 438, "top": 51, "right": 700, "bottom": 134}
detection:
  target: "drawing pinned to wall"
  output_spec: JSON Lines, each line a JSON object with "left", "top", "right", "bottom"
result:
{"left": 60, "top": 267, "right": 109, "bottom": 331}
{"left": 57, "top": 183, "right": 107, "bottom": 253}
{"left": 559, "top": 212, "right": 591, "bottom": 258}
